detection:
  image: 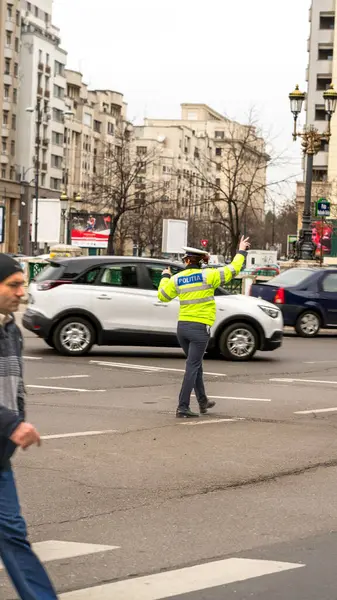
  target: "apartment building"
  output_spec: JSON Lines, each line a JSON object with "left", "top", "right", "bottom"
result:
{"left": 134, "top": 104, "right": 267, "bottom": 223}
{"left": 17, "top": 0, "right": 67, "bottom": 195}
{"left": 63, "top": 69, "right": 126, "bottom": 202}
{"left": 0, "top": 0, "right": 22, "bottom": 252}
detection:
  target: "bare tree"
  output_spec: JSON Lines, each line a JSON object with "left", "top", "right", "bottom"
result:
{"left": 88, "top": 127, "right": 167, "bottom": 254}
{"left": 191, "top": 115, "right": 294, "bottom": 257}
{"left": 130, "top": 203, "right": 174, "bottom": 257}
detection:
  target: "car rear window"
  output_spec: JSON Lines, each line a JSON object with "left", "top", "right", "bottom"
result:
{"left": 34, "top": 263, "right": 65, "bottom": 282}
{"left": 264, "top": 269, "right": 313, "bottom": 287}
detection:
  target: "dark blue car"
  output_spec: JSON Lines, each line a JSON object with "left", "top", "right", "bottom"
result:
{"left": 250, "top": 267, "right": 337, "bottom": 337}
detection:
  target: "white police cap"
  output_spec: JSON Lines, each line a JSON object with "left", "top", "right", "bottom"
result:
{"left": 182, "top": 246, "right": 210, "bottom": 256}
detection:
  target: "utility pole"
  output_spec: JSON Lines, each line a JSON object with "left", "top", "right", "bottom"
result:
{"left": 34, "top": 96, "right": 42, "bottom": 255}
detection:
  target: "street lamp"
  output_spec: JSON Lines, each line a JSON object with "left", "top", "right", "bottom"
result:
{"left": 60, "top": 191, "right": 82, "bottom": 244}
{"left": 26, "top": 98, "right": 44, "bottom": 255}
{"left": 289, "top": 83, "right": 337, "bottom": 260}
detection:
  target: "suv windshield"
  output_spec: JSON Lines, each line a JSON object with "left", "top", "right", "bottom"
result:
{"left": 265, "top": 269, "right": 313, "bottom": 287}
{"left": 34, "top": 263, "right": 65, "bottom": 282}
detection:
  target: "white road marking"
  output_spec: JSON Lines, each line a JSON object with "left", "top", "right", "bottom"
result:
{"left": 295, "top": 407, "right": 337, "bottom": 415}
{"left": 0, "top": 541, "right": 118, "bottom": 569}
{"left": 270, "top": 378, "right": 337, "bottom": 385}
{"left": 39, "top": 375, "right": 90, "bottom": 380}
{"left": 23, "top": 356, "right": 42, "bottom": 360}
{"left": 41, "top": 430, "right": 118, "bottom": 440}
{"left": 179, "top": 418, "right": 241, "bottom": 426}
{"left": 304, "top": 361, "right": 337, "bottom": 364}
{"left": 90, "top": 360, "right": 225, "bottom": 377}
{"left": 60, "top": 557, "right": 304, "bottom": 599}
{"left": 193, "top": 394, "right": 271, "bottom": 403}
{"left": 27, "top": 385, "right": 106, "bottom": 392}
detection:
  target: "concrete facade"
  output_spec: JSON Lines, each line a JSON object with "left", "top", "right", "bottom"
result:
{"left": 0, "top": 0, "right": 22, "bottom": 252}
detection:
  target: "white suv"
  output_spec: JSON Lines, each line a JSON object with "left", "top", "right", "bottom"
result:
{"left": 23, "top": 257, "right": 283, "bottom": 361}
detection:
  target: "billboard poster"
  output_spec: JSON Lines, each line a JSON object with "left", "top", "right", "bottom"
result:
{"left": 312, "top": 220, "right": 335, "bottom": 256}
{"left": 71, "top": 213, "right": 111, "bottom": 248}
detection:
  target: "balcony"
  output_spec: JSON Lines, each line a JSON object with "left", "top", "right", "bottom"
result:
{"left": 45, "top": 90, "right": 50, "bottom": 99}
{"left": 41, "top": 162, "right": 48, "bottom": 171}
{"left": 3, "top": 74, "right": 12, "bottom": 85}
{"left": 0, "top": 153, "right": 9, "bottom": 164}
{"left": 42, "top": 138, "right": 49, "bottom": 148}
{"left": 37, "top": 87, "right": 43, "bottom": 97}
{"left": 1, "top": 127, "right": 9, "bottom": 138}
{"left": 38, "top": 62, "right": 44, "bottom": 72}
{"left": 5, "top": 19, "right": 14, "bottom": 32}
{"left": 4, "top": 46, "right": 13, "bottom": 59}
{"left": 35, "top": 137, "right": 41, "bottom": 146}
{"left": 45, "top": 65, "right": 51, "bottom": 75}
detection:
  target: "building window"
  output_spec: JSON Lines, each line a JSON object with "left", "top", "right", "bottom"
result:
{"left": 215, "top": 131, "right": 225, "bottom": 139}
{"left": 137, "top": 146, "right": 147, "bottom": 155}
{"left": 15, "top": 37, "right": 19, "bottom": 52}
{"left": 3, "top": 112, "right": 8, "bottom": 126}
{"left": 16, "top": 10, "right": 20, "bottom": 26}
{"left": 46, "top": 53, "right": 50, "bottom": 65}
{"left": 6, "top": 31, "right": 12, "bottom": 46}
{"left": 52, "top": 108, "right": 64, "bottom": 123}
{"left": 94, "top": 120, "right": 101, "bottom": 133}
{"left": 316, "top": 75, "right": 332, "bottom": 91}
{"left": 51, "top": 154, "right": 62, "bottom": 169}
{"left": 54, "top": 61, "right": 65, "bottom": 77}
{"left": 38, "top": 49, "right": 43, "bottom": 63}
{"left": 83, "top": 112, "right": 92, "bottom": 127}
{"left": 215, "top": 147, "right": 222, "bottom": 156}
{"left": 7, "top": 4, "right": 12, "bottom": 19}
{"left": 50, "top": 177, "right": 61, "bottom": 190}
{"left": 216, "top": 163, "right": 221, "bottom": 171}
{"left": 107, "top": 122, "right": 114, "bottom": 135}
{"left": 320, "top": 139, "right": 329, "bottom": 152}
{"left": 45, "top": 12, "right": 49, "bottom": 24}
{"left": 5, "top": 59, "right": 11, "bottom": 75}
{"left": 318, "top": 45, "right": 333, "bottom": 60}
{"left": 10, "top": 140, "right": 15, "bottom": 156}
{"left": 2, "top": 138, "right": 7, "bottom": 153}
{"left": 4, "top": 85, "right": 10, "bottom": 100}
{"left": 312, "top": 168, "right": 328, "bottom": 182}
{"left": 1, "top": 167, "right": 6, "bottom": 178}
{"left": 14, "top": 63, "right": 18, "bottom": 77}
{"left": 11, "top": 114, "right": 16, "bottom": 130}
{"left": 13, "top": 88, "right": 17, "bottom": 103}
{"left": 41, "top": 174, "right": 46, "bottom": 186}
{"left": 53, "top": 84, "right": 64, "bottom": 99}
{"left": 320, "top": 13, "right": 335, "bottom": 29}
{"left": 35, "top": 5, "right": 39, "bottom": 17}
{"left": 27, "top": 2, "right": 31, "bottom": 11}
{"left": 315, "top": 104, "right": 327, "bottom": 120}
{"left": 52, "top": 131, "right": 63, "bottom": 145}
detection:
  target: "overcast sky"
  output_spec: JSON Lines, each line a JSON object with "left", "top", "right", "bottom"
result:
{"left": 52, "top": 0, "right": 311, "bottom": 199}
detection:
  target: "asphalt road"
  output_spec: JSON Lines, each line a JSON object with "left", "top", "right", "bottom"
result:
{"left": 1, "top": 317, "right": 337, "bottom": 599}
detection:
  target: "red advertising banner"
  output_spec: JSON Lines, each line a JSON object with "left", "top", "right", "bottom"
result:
{"left": 71, "top": 213, "right": 111, "bottom": 248}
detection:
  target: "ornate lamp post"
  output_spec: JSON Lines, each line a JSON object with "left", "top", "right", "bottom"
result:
{"left": 289, "top": 83, "right": 337, "bottom": 260}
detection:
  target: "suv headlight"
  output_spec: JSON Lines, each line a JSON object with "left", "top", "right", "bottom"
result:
{"left": 259, "top": 305, "right": 280, "bottom": 319}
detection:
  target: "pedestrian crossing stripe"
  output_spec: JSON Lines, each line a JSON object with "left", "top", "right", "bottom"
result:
{"left": 0, "top": 540, "right": 119, "bottom": 570}
{"left": 59, "top": 557, "right": 305, "bottom": 599}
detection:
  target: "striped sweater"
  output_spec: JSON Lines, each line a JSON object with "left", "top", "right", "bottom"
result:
{"left": 0, "top": 316, "right": 25, "bottom": 467}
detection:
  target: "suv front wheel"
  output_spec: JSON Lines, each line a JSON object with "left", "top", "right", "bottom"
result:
{"left": 218, "top": 322, "right": 258, "bottom": 361}
{"left": 53, "top": 316, "right": 95, "bottom": 356}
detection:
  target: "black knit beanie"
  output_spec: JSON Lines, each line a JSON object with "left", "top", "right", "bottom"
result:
{"left": 0, "top": 254, "right": 23, "bottom": 284}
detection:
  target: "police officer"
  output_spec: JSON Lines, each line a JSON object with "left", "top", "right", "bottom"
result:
{"left": 158, "top": 236, "right": 250, "bottom": 418}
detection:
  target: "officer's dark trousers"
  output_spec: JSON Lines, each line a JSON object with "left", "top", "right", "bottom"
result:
{"left": 177, "top": 321, "right": 210, "bottom": 411}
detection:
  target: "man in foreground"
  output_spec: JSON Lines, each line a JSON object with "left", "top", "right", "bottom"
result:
{"left": 0, "top": 254, "right": 58, "bottom": 599}
{"left": 158, "top": 237, "right": 250, "bottom": 417}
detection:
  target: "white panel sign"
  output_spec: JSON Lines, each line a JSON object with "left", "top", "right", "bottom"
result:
{"left": 162, "top": 219, "right": 188, "bottom": 254}
{"left": 31, "top": 198, "right": 61, "bottom": 244}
